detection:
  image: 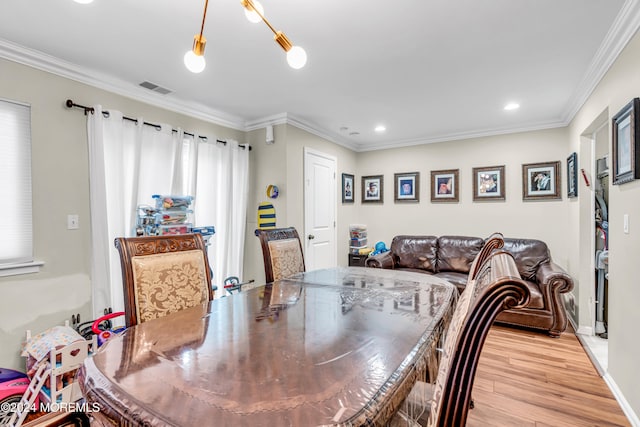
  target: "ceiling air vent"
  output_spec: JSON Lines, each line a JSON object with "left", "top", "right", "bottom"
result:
{"left": 139, "top": 81, "right": 172, "bottom": 95}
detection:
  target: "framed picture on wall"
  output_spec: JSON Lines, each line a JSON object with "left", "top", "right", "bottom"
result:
{"left": 342, "top": 173, "right": 354, "bottom": 203}
{"left": 612, "top": 98, "right": 640, "bottom": 185}
{"left": 362, "top": 175, "right": 384, "bottom": 203}
{"left": 394, "top": 172, "right": 419, "bottom": 202}
{"left": 567, "top": 152, "right": 578, "bottom": 198}
{"left": 472, "top": 165, "right": 505, "bottom": 201}
{"left": 430, "top": 169, "right": 459, "bottom": 202}
{"left": 522, "top": 161, "right": 561, "bottom": 201}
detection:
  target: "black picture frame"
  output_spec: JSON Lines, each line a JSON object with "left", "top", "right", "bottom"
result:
{"left": 522, "top": 161, "right": 561, "bottom": 201}
{"left": 362, "top": 175, "right": 384, "bottom": 203}
{"left": 567, "top": 152, "right": 578, "bottom": 198}
{"left": 394, "top": 172, "right": 419, "bottom": 202}
{"left": 612, "top": 98, "right": 640, "bottom": 185}
{"left": 341, "top": 173, "right": 354, "bottom": 203}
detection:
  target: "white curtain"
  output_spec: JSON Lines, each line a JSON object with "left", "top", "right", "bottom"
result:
{"left": 87, "top": 107, "right": 248, "bottom": 317}
{"left": 194, "top": 139, "right": 249, "bottom": 285}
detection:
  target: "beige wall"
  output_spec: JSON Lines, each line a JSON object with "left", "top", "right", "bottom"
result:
{"left": 356, "top": 128, "right": 571, "bottom": 264}
{"left": 0, "top": 58, "right": 244, "bottom": 370}
{"left": 567, "top": 28, "right": 640, "bottom": 418}
{"left": 242, "top": 124, "right": 358, "bottom": 285}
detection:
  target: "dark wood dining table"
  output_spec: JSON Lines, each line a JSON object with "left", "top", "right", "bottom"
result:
{"left": 79, "top": 267, "right": 457, "bottom": 426}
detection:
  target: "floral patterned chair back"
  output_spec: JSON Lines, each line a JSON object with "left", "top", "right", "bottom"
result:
{"left": 256, "top": 227, "right": 306, "bottom": 283}
{"left": 114, "top": 234, "right": 214, "bottom": 327}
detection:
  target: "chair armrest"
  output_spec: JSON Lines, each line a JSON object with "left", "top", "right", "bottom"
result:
{"left": 366, "top": 252, "right": 394, "bottom": 269}
{"left": 536, "top": 261, "right": 574, "bottom": 295}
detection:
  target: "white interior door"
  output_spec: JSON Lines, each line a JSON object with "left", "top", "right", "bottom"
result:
{"left": 304, "top": 148, "right": 337, "bottom": 271}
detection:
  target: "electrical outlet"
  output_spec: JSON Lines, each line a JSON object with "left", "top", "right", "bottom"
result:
{"left": 67, "top": 214, "right": 79, "bottom": 230}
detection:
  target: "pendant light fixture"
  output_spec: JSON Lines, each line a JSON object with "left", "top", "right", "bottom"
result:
{"left": 184, "top": 0, "right": 307, "bottom": 73}
{"left": 240, "top": 0, "right": 307, "bottom": 69}
{"left": 184, "top": 0, "right": 209, "bottom": 73}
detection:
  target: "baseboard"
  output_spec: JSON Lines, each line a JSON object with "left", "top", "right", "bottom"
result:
{"left": 574, "top": 331, "right": 605, "bottom": 376}
{"left": 566, "top": 309, "right": 593, "bottom": 336}
{"left": 603, "top": 373, "right": 640, "bottom": 427}
{"left": 570, "top": 318, "right": 639, "bottom": 426}
{"left": 576, "top": 325, "right": 593, "bottom": 335}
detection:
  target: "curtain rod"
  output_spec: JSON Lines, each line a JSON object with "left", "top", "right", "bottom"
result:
{"left": 65, "top": 99, "right": 251, "bottom": 150}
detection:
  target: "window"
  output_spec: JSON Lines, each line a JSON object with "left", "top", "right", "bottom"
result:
{"left": 0, "top": 98, "right": 41, "bottom": 275}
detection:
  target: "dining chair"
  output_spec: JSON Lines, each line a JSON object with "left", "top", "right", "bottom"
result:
{"left": 468, "top": 232, "right": 504, "bottom": 280}
{"left": 391, "top": 249, "right": 530, "bottom": 427}
{"left": 114, "top": 234, "right": 214, "bottom": 327}
{"left": 256, "top": 227, "right": 305, "bottom": 283}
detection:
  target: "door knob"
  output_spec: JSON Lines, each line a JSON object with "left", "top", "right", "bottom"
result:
{"left": 308, "top": 234, "right": 315, "bottom": 240}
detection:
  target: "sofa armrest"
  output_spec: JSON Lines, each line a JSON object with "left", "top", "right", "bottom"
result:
{"left": 366, "top": 252, "right": 394, "bottom": 269}
{"left": 536, "top": 261, "right": 574, "bottom": 295}
{"left": 535, "top": 261, "right": 574, "bottom": 337}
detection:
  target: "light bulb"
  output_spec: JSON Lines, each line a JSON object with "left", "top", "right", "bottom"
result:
{"left": 286, "top": 46, "right": 307, "bottom": 69}
{"left": 184, "top": 50, "right": 206, "bottom": 73}
{"left": 244, "top": 0, "right": 264, "bottom": 23}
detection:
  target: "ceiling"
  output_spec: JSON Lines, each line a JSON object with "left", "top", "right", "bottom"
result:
{"left": 1, "top": 0, "right": 638, "bottom": 151}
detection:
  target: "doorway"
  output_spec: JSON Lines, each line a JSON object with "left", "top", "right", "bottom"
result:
{"left": 577, "top": 112, "right": 610, "bottom": 374}
{"left": 303, "top": 148, "right": 337, "bottom": 271}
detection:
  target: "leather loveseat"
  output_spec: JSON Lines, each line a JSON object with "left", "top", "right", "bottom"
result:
{"left": 365, "top": 235, "right": 574, "bottom": 337}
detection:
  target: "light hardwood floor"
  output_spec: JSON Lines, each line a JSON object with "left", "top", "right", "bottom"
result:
{"left": 467, "top": 325, "right": 630, "bottom": 427}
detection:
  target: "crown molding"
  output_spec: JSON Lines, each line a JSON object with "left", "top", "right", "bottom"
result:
{"left": 244, "top": 113, "right": 567, "bottom": 152}
{"left": 0, "top": 38, "right": 246, "bottom": 131}
{"left": 562, "top": 0, "right": 640, "bottom": 124}
{"left": 351, "top": 120, "right": 567, "bottom": 152}
{"left": 244, "top": 113, "right": 289, "bottom": 131}
{"left": 246, "top": 112, "right": 359, "bottom": 151}
{"left": 3, "top": 0, "right": 639, "bottom": 155}
{"left": 284, "top": 114, "right": 359, "bottom": 151}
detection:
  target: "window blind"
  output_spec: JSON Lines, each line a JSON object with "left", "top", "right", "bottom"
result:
{"left": 0, "top": 99, "right": 33, "bottom": 264}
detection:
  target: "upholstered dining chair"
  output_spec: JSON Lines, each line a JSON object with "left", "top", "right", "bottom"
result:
{"left": 114, "top": 234, "right": 214, "bottom": 327}
{"left": 256, "top": 227, "right": 305, "bottom": 283}
{"left": 391, "top": 249, "right": 530, "bottom": 427}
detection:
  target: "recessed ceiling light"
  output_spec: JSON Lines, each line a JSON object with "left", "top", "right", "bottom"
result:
{"left": 73, "top": 0, "right": 94, "bottom": 3}
{"left": 374, "top": 125, "right": 386, "bottom": 132}
{"left": 504, "top": 103, "right": 520, "bottom": 111}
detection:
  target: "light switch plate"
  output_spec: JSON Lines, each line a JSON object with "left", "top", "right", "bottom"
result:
{"left": 67, "top": 214, "right": 79, "bottom": 230}
{"left": 624, "top": 214, "right": 629, "bottom": 234}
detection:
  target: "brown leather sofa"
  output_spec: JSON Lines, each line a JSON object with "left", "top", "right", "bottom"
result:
{"left": 365, "top": 235, "right": 574, "bottom": 337}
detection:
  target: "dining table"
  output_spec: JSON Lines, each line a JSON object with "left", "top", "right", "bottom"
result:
{"left": 79, "top": 267, "right": 457, "bottom": 426}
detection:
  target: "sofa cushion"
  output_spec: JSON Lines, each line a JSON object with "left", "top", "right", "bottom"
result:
{"left": 391, "top": 236, "right": 438, "bottom": 272}
{"left": 436, "top": 236, "right": 485, "bottom": 274}
{"left": 434, "top": 271, "right": 468, "bottom": 293}
{"left": 395, "top": 267, "right": 435, "bottom": 276}
{"left": 503, "top": 238, "right": 550, "bottom": 281}
{"left": 523, "top": 279, "right": 544, "bottom": 309}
